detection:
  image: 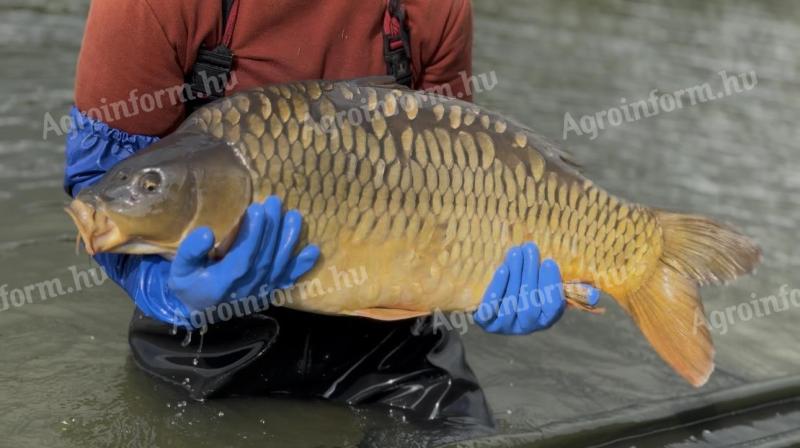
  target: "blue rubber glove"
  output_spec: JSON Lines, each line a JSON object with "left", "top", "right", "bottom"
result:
{"left": 167, "top": 196, "right": 320, "bottom": 313}
{"left": 63, "top": 106, "right": 159, "bottom": 197}
{"left": 473, "top": 243, "right": 600, "bottom": 335}
{"left": 64, "top": 107, "right": 319, "bottom": 328}
{"left": 93, "top": 197, "right": 319, "bottom": 328}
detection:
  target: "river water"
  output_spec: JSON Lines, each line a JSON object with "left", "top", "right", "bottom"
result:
{"left": 0, "top": 0, "right": 798, "bottom": 447}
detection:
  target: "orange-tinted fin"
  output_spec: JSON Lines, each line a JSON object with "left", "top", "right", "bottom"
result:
{"left": 620, "top": 211, "right": 761, "bottom": 387}
{"left": 624, "top": 265, "right": 714, "bottom": 387}
{"left": 564, "top": 282, "right": 605, "bottom": 315}
{"left": 350, "top": 308, "right": 431, "bottom": 321}
{"left": 656, "top": 212, "right": 762, "bottom": 285}
{"left": 208, "top": 218, "right": 243, "bottom": 260}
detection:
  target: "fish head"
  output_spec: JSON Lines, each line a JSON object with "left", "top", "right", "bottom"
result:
{"left": 65, "top": 130, "right": 253, "bottom": 257}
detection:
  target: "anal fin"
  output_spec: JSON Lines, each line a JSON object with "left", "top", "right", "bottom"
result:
{"left": 349, "top": 308, "right": 431, "bottom": 321}
{"left": 564, "top": 282, "right": 606, "bottom": 315}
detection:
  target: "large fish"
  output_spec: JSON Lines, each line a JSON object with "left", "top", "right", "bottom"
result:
{"left": 65, "top": 77, "right": 761, "bottom": 387}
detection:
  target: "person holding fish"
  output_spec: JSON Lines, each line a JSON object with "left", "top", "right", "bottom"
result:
{"left": 63, "top": 0, "right": 603, "bottom": 429}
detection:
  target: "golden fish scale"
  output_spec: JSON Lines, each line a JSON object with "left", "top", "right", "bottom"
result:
{"left": 188, "top": 80, "right": 662, "bottom": 315}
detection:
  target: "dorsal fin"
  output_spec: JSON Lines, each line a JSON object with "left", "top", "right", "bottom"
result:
{"left": 347, "top": 76, "right": 411, "bottom": 90}
{"left": 524, "top": 128, "right": 583, "bottom": 173}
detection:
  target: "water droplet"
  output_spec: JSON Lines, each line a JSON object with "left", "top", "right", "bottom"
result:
{"left": 181, "top": 330, "right": 193, "bottom": 347}
{"left": 259, "top": 419, "right": 266, "bottom": 425}
{"left": 192, "top": 333, "right": 205, "bottom": 366}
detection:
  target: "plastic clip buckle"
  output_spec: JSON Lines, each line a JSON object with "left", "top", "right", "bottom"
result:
{"left": 188, "top": 45, "right": 234, "bottom": 101}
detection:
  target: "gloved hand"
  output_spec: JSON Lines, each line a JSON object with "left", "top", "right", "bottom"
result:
{"left": 474, "top": 242, "right": 599, "bottom": 335}
{"left": 168, "top": 196, "right": 320, "bottom": 313}
{"left": 65, "top": 106, "right": 320, "bottom": 328}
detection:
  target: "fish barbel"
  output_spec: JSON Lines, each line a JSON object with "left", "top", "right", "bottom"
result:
{"left": 65, "top": 77, "right": 761, "bottom": 387}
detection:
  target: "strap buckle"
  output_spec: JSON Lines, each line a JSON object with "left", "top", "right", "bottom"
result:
{"left": 383, "top": 1, "right": 413, "bottom": 87}
{"left": 187, "top": 44, "right": 234, "bottom": 102}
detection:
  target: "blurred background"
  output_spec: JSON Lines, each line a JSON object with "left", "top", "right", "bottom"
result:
{"left": 0, "top": 0, "right": 798, "bottom": 447}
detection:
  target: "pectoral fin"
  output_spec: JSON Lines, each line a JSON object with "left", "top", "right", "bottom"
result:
{"left": 564, "top": 282, "right": 606, "bottom": 315}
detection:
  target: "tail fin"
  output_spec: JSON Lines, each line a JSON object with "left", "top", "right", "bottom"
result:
{"left": 621, "top": 212, "right": 761, "bottom": 387}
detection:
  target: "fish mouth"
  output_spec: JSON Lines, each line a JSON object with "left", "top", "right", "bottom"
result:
{"left": 64, "top": 199, "right": 126, "bottom": 255}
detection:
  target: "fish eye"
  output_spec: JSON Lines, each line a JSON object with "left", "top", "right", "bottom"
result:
{"left": 139, "top": 171, "right": 162, "bottom": 193}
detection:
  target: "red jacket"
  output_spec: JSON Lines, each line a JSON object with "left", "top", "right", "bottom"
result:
{"left": 75, "top": 0, "right": 473, "bottom": 137}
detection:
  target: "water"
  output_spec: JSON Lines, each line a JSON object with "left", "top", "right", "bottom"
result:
{"left": 0, "top": 0, "right": 798, "bottom": 446}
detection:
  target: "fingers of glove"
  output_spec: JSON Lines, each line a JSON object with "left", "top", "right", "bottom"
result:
{"left": 171, "top": 227, "right": 215, "bottom": 279}
{"left": 519, "top": 242, "right": 541, "bottom": 293}
{"left": 252, "top": 196, "right": 283, "bottom": 276}
{"left": 484, "top": 294, "right": 519, "bottom": 334}
{"left": 269, "top": 209, "right": 303, "bottom": 284}
{"left": 482, "top": 247, "right": 523, "bottom": 334}
{"left": 585, "top": 284, "right": 601, "bottom": 307}
{"left": 273, "top": 244, "right": 321, "bottom": 289}
{"left": 514, "top": 243, "right": 544, "bottom": 333}
{"left": 236, "top": 197, "right": 283, "bottom": 293}
{"left": 209, "top": 203, "right": 266, "bottom": 283}
{"left": 538, "top": 259, "right": 567, "bottom": 328}
{"left": 473, "top": 263, "right": 510, "bottom": 326}
{"left": 567, "top": 283, "right": 601, "bottom": 308}
{"left": 504, "top": 246, "right": 524, "bottom": 299}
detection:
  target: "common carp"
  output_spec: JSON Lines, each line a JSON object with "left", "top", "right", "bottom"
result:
{"left": 65, "top": 77, "right": 761, "bottom": 387}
